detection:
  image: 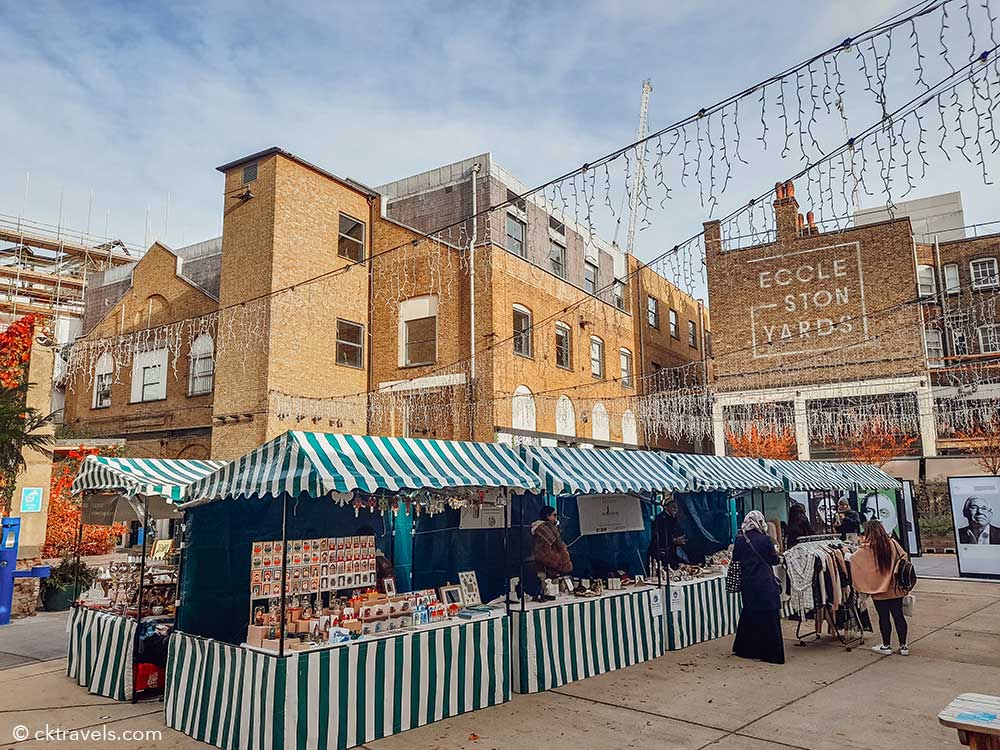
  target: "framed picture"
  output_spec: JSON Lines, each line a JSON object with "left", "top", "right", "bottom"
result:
{"left": 383, "top": 577, "right": 397, "bottom": 596}
{"left": 948, "top": 476, "right": 1000, "bottom": 579}
{"left": 439, "top": 585, "right": 464, "bottom": 607}
{"left": 457, "top": 571, "right": 481, "bottom": 605}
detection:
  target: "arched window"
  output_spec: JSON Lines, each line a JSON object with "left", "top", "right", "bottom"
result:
{"left": 145, "top": 294, "right": 171, "bottom": 327}
{"left": 92, "top": 353, "right": 113, "bottom": 408}
{"left": 513, "top": 304, "right": 533, "bottom": 357}
{"left": 591, "top": 402, "right": 609, "bottom": 442}
{"left": 622, "top": 410, "right": 638, "bottom": 445}
{"left": 188, "top": 334, "right": 215, "bottom": 396}
{"left": 511, "top": 385, "right": 537, "bottom": 433}
{"left": 555, "top": 395, "right": 576, "bottom": 437}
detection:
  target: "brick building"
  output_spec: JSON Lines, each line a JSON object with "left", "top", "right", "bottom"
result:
{"left": 63, "top": 149, "right": 709, "bottom": 459}
{"left": 703, "top": 182, "right": 1000, "bottom": 482}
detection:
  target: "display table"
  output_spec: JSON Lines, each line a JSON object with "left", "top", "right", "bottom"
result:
{"left": 666, "top": 573, "right": 741, "bottom": 651}
{"left": 66, "top": 606, "right": 137, "bottom": 702}
{"left": 164, "top": 613, "right": 511, "bottom": 750}
{"left": 511, "top": 585, "right": 666, "bottom": 694}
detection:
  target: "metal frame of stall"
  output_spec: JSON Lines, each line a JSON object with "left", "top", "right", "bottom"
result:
{"left": 67, "top": 456, "right": 224, "bottom": 702}
{"left": 165, "top": 430, "right": 540, "bottom": 750}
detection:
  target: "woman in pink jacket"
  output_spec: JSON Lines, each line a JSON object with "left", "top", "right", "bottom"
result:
{"left": 851, "top": 520, "right": 910, "bottom": 655}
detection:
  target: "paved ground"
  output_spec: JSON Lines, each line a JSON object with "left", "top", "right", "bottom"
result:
{"left": 0, "top": 577, "right": 997, "bottom": 750}
{"left": 913, "top": 553, "right": 960, "bottom": 578}
{"left": 0, "top": 611, "right": 71, "bottom": 669}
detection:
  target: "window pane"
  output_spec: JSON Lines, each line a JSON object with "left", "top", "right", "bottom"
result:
{"left": 338, "top": 214, "right": 365, "bottom": 262}
{"left": 340, "top": 215, "right": 364, "bottom": 241}
{"left": 406, "top": 316, "right": 437, "bottom": 364}
{"left": 972, "top": 259, "right": 998, "bottom": 288}
{"left": 506, "top": 215, "right": 525, "bottom": 257}
{"left": 336, "top": 320, "right": 364, "bottom": 367}
{"left": 669, "top": 309, "right": 679, "bottom": 337}
{"left": 555, "top": 325, "right": 571, "bottom": 368}
{"left": 590, "top": 338, "right": 603, "bottom": 377}
{"left": 688, "top": 320, "right": 698, "bottom": 347}
{"left": 513, "top": 308, "right": 532, "bottom": 356}
{"left": 242, "top": 162, "right": 258, "bottom": 184}
{"left": 550, "top": 242, "right": 565, "bottom": 278}
{"left": 585, "top": 263, "right": 597, "bottom": 294}
{"left": 944, "top": 264, "right": 961, "bottom": 293}
{"left": 620, "top": 350, "right": 632, "bottom": 387}
{"left": 337, "top": 320, "right": 364, "bottom": 345}
{"left": 925, "top": 329, "right": 944, "bottom": 366}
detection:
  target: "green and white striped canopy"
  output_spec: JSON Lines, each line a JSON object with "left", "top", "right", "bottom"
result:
{"left": 758, "top": 458, "right": 855, "bottom": 492}
{"left": 825, "top": 462, "right": 901, "bottom": 490}
{"left": 71, "top": 456, "right": 226, "bottom": 502}
{"left": 519, "top": 446, "right": 688, "bottom": 496}
{"left": 182, "top": 431, "right": 541, "bottom": 506}
{"left": 660, "top": 453, "right": 782, "bottom": 492}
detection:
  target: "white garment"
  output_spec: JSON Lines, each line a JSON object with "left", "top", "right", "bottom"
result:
{"left": 784, "top": 545, "right": 818, "bottom": 614}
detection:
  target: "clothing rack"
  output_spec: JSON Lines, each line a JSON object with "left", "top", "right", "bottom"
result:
{"left": 783, "top": 538, "right": 865, "bottom": 651}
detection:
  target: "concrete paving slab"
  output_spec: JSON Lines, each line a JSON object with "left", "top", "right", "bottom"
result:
{"left": 913, "top": 627, "right": 1000, "bottom": 668}
{"left": 739, "top": 655, "right": 998, "bottom": 750}
{"left": 0, "top": 659, "right": 64, "bottom": 687}
{"left": 5, "top": 708, "right": 177, "bottom": 750}
{"left": 0, "top": 702, "right": 160, "bottom": 744}
{"left": 365, "top": 691, "right": 727, "bottom": 750}
{"left": 910, "top": 578, "right": 1000, "bottom": 597}
{"left": 553, "top": 632, "right": 879, "bottom": 732}
{"left": 947, "top": 599, "right": 1000, "bottom": 635}
{"left": 0, "top": 611, "right": 70, "bottom": 665}
{"left": 696, "top": 735, "right": 803, "bottom": 750}
{"left": 0, "top": 666, "right": 126, "bottom": 713}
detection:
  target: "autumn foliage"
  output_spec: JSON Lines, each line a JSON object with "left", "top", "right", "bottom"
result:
{"left": 725, "top": 425, "right": 798, "bottom": 460}
{"left": 42, "top": 447, "right": 128, "bottom": 558}
{"left": 0, "top": 315, "right": 35, "bottom": 388}
{"left": 955, "top": 420, "right": 1000, "bottom": 475}
{"left": 840, "top": 425, "right": 919, "bottom": 467}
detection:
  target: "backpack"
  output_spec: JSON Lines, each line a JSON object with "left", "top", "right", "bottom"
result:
{"left": 894, "top": 553, "right": 917, "bottom": 592}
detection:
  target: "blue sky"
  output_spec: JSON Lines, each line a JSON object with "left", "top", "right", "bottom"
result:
{"left": 2, "top": 0, "right": 995, "bottom": 275}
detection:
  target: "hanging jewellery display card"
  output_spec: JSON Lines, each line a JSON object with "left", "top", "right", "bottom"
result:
{"left": 250, "top": 535, "right": 377, "bottom": 600}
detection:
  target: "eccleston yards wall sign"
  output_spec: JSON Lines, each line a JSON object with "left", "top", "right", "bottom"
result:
{"left": 747, "top": 242, "right": 870, "bottom": 358}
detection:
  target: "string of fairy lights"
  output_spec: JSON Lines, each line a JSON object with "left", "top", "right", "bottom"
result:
{"left": 59, "top": 0, "right": 1000, "bottom": 450}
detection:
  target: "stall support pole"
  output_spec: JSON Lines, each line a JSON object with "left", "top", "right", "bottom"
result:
{"left": 278, "top": 493, "right": 289, "bottom": 657}
{"left": 503, "top": 490, "right": 511, "bottom": 617}
{"left": 174, "top": 516, "right": 186, "bottom": 623}
{"left": 518, "top": 493, "right": 526, "bottom": 611}
{"left": 131, "top": 493, "right": 150, "bottom": 705}
{"left": 71, "top": 520, "right": 84, "bottom": 601}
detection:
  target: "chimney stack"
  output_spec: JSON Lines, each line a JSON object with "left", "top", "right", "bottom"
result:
{"left": 773, "top": 179, "right": 800, "bottom": 240}
{"left": 806, "top": 210, "right": 817, "bottom": 235}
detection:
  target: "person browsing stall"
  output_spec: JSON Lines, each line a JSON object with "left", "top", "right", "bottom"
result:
{"left": 649, "top": 498, "right": 689, "bottom": 570}
{"left": 851, "top": 519, "right": 912, "bottom": 656}
{"left": 785, "top": 503, "right": 814, "bottom": 549}
{"left": 835, "top": 499, "right": 862, "bottom": 538}
{"left": 732, "top": 510, "right": 784, "bottom": 664}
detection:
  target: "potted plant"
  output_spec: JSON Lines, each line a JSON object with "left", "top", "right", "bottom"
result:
{"left": 40, "top": 558, "right": 96, "bottom": 612}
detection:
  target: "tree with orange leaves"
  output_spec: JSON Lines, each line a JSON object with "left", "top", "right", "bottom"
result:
{"left": 0, "top": 315, "right": 35, "bottom": 389}
{"left": 954, "top": 420, "right": 1000, "bottom": 475}
{"left": 725, "top": 424, "right": 798, "bottom": 459}
{"left": 841, "top": 425, "right": 919, "bottom": 467}
{"left": 42, "top": 447, "right": 128, "bottom": 558}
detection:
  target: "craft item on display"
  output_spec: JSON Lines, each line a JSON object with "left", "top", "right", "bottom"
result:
{"left": 383, "top": 577, "right": 397, "bottom": 596}
{"left": 438, "top": 585, "right": 464, "bottom": 607}
{"left": 249, "top": 535, "right": 378, "bottom": 600}
{"left": 457, "top": 571, "right": 481, "bottom": 605}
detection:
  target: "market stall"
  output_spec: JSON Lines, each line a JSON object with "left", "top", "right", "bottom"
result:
{"left": 659, "top": 453, "right": 781, "bottom": 650}
{"left": 67, "top": 456, "right": 225, "bottom": 701}
{"left": 165, "top": 430, "right": 538, "bottom": 750}
{"left": 511, "top": 446, "right": 689, "bottom": 693}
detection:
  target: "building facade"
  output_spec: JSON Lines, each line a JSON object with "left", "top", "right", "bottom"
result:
{"left": 62, "top": 149, "right": 709, "bottom": 460}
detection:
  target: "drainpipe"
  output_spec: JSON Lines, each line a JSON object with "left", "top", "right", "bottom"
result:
{"left": 367, "top": 195, "right": 377, "bottom": 435}
{"left": 469, "top": 163, "right": 481, "bottom": 441}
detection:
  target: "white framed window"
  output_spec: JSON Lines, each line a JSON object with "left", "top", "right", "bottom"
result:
{"left": 917, "top": 264, "right": 936, "bottom": 297}
{"left": 584, "top": 262, "right": 598, "bottom": 294}
{"left": 92, "top": 352, "right": 113, "bottom": 409}
{"left": 242, "top": 162, "right": 258, "bottom": 184}
{"left": 944, "top": 263, "right": 961, "bottom": 294}
{"left": 590, "top": 336, "right": 604, "bottom": 378}
{"left": 924, "top": 328, "right": 944, "bottom": 367}
{"left": 971, "top": 258, "right": 999, "bottom": 289}
{"left": 977, "top": 324, "right": 1000, "bottom": 353}
{"left": 951, "top": 328, "right": 968, "bottom": 356}
{"left": 506, "top": 214, "right": 526, "bottom": 258}
{"left": 688, "top": 320, "right": 698, "bottom": 348}
{"left": 399, "top": 295, "right": 438, "bottom": 366}
{"left": 619, "top": 348, "right": 633, "bottom": 388}
{"left": 549, "top": 240, "right": 566, "bottom": 278}
{"left": 513, "top": 304, "right": 533, "bottom": 357}
{"left": 338, "top": 213, "right": 365, "bottom": 262}
{"left": 188, "top": 334, "right": 215, "bottom": 396}
{"left": 554, "top": 322, "right": 572, "bottom": 370}
{"left": 335, "top": 320, "right": 365, "bottom": 369}
{"left": 646, "top": 296, "right": 659, "bottom": 328}
{"left": 613, "top": 280, "right": 625, "bottom": 310}
{"left": 549, "top": 215, "right": 565, "bottom": 235}
{"left": 131, "top": 348, "right": 168, "bottom": 403}
{"left": 669, "top": 309, "right": 679, "bottom": 339}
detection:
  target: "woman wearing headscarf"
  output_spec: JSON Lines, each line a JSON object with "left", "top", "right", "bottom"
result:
{"left": 732, "top": 510, "right": 785, "bottom": 664}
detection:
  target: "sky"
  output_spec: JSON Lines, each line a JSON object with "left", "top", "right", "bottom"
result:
{"left": 2, "top": 0, "right": 997, "bottom": 277}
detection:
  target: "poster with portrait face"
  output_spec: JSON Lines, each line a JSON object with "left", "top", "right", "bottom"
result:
{"left": 948, "top": 476, "right": 1000, "bottom": 578}
{"left": 858, "top": 490, "right": 901, "bottom": 539}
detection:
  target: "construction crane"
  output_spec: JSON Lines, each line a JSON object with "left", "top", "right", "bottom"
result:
{"left": 614, "top": 79, "right": 653, "bottom": 253}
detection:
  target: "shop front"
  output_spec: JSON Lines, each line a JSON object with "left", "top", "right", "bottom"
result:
{"left": 166, "top": 431, "right": 538, "bottom": 750}
{"left": 67, "top": 456, "right": 225, "bottom": 701}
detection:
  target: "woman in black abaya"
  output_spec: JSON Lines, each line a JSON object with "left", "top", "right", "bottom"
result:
{"left": 732, "top": 510, "right": 785, "bottom": 664}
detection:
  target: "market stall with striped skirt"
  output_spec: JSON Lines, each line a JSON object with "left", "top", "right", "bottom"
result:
{"left": 66, "top": 456, "right": 225, "bottom": 702}
{"left": 66, "top": 605, "right": 138, "bottom": 701}
{"left": 665, "top": 574, "right": 741, "bottom": 651}
{"left": 169, "top": 431, "right": 537, "bottom": 749}
{"left": 164, "top": 616, "right": 510, "bottom": 750}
